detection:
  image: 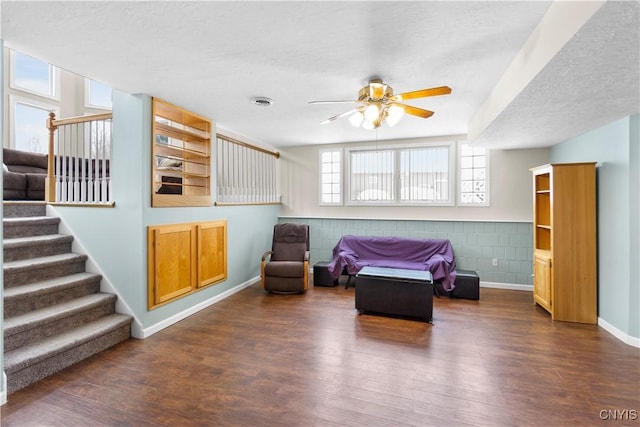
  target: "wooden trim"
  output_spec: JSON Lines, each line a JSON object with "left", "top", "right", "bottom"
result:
{"left": 52, "top": 112, "right": 113, "bottom": 127}
{"left": 153, "top": 194, "right": 212, "bottom": 207}
{"left": 50, "top": 202, "right": 116, "bottom": 208}
{"left": 155, "top": 122, "right": 210, "bottom": 143}
{"left": 46, "top": 112, "right": 56, "bottom": 203}
{"left": 217, "top": 133, "right": 280, "bottom": 158}
{"left": 153, "top": 97, "right": 211, "bottom": 131}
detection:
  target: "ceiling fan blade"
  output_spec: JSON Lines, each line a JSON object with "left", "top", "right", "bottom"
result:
{"left": 320, "top": 108, "right": 360, "bottom": 124}
{"left": 309, "top": 100, "right": 358, "bottom": 105}
{"left": 392, "top": 86, "right": 452, "bottom": 101}
{"left": 392, "top": 102, "right": 434, "bottom": 119}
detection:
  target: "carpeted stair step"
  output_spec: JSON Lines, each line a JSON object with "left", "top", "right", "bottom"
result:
{"left": 4, "top": 234, "right": 75, "bottom": 262}
{"left": 2, "top": 201, "right": 134, "bottom": 395}
{"left": 4, "top": 293, "right": 118, "bottom": 352}
{"left": 4, "top": 313, "right": 133, "bottom": 394}
{"left": 3, "top": 252, "right": 88, "bottom": 288}
{"left": 3, "top": 216, "right": 61, "bottom": 239}
{"left": 3, "top": 201, "right": 47, "bottom": 218}
{"left": 4, "top": 272, "right": 102, "bottom": 318}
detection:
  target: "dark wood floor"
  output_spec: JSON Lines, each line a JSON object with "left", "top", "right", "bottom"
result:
{"left": 2, "top": 280, "right": 639, "bottom": 426}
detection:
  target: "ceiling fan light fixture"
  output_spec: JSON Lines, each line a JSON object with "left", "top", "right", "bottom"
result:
{"left": 363, "top": 104, "right": 380, "bottom": 122}
{"left": 361, "top": 118, "right": 376, "bottom": 130}
{"left": 310, "top": 79, "right": 450, "bottom": 130}
{"left": 385, "top": 105, "right": 404, "bottom": 127}
{"left": 349, "top": 111, "right": 364, "bottom": 127}
{"left": 369, "top": 79, "right": 385, "bottom": 99}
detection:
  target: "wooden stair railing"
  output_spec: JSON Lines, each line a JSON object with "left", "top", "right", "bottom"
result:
{"left": 46, "top": 112, "right": 114, "bottom": 205}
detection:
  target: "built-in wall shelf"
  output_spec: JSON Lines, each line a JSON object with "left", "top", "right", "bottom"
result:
{"left": 152, "top": 98, "right": 212, "bottom": 207}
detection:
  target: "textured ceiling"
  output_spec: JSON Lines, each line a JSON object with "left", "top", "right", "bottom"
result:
{"left": 1, "top": 1, "right": 638, "bottom": 149}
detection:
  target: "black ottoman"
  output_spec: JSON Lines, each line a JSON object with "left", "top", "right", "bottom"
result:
{"left": 313, "top": 261, "right": 336, "bottom": 287}
{"left": 451, "top": 269, "right": 480, "bottom": 300}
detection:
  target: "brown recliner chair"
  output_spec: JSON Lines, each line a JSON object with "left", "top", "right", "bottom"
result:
{"left": 261, "top": 223, "right": 310, "bottom": 293}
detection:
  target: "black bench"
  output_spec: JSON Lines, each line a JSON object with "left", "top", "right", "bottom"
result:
{"left": 355, "top": 266, "right": 434, "bottom": 322}
{"left": 435, "top": 269, "right": 480, "bottom": 300}
{"left": 313, "top": 261, "right": 336, "bottom": 287}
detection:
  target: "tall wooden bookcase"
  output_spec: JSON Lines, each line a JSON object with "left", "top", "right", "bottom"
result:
{"left": 531, "top": 162, "right": 597, "bottom": 324}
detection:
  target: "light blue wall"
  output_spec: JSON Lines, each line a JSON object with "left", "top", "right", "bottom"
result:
{"left": 551, "top": 115, "right": 639, "bottom": 340}
{"left": 280, "top": 217, "right": 533, "bottom": 286}
{"left": 53, "top": 91, "right": 148, "bottom": 324}
{"left": 53, "top": 91, "right": 280, "bottom": 331}
{"left": 1, "top": 38, "right": 5, "bottom": 398}
{"left": 630, "top": 115, "right": 639, "bottom": 338}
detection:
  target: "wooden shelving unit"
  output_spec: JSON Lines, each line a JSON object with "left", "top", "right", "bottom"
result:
{"left": 531, "top": 162, "right": 597, "bottom": 323}
{"left": 152, "top": 98, "right": 212, "bottom": 207}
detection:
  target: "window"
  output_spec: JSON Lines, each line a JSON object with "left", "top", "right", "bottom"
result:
{"left": 216, "top": 134, "right": 279, "bottom": 204}
{"left": 9, "top": 95, "right": 58, "bottom": 153}
{"left": 10, "top": 50, "right": 59, "bottom": 99}
{"left": 85, "top": 78, "right": 113, "bottom": 110}
{"left": 400, "top": 146, "right": 450, "bottom": 203}
{"left": 347, "top": 142, "right": 454, "bottom": 205}
{"left": 459, "top": 144, "right": 489, "bottom": 206}
{"left": 319, "top": 149, "right": 342, "bottom": 205}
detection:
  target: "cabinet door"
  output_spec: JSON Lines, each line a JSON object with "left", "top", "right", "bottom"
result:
{"left": 196, "top": 221, "right": 227, "bottom": 288}
{"left": 148, "top": 223, "right": 196, "bottom": 308}
{"left": 533, "top": 254, "right": 552, "bottom": 313}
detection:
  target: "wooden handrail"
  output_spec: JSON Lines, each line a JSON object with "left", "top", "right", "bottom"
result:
{"left": 51, "top": 112, "right": 112, "bottom": 127}
{"left": 217, "top": 133, "right": 280, "bottom": 158}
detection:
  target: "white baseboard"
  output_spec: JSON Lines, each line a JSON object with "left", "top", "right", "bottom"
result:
{"left": 1, "top": 372, "right": 7, "bottom": 405}
{"left": 480, "top": 281, "right": 533, "bottom": 292}
{"left": 481, "top": 283, "right": 639, "bottom": 348}
{"left": 139, "top": 276, "right": 260, "bottom": 339}
{"left": 598, "top": 317, "right": 640, "bottom": 348}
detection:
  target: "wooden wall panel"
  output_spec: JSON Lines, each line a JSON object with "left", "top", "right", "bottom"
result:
{"left": 197, "top": 221, "right": 227, "bottom": 288}
{"left": 148, "top": 220, "right": 227, "bottom": 310}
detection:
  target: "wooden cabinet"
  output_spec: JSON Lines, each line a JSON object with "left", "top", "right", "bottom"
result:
{"left": 531, "top": 163, "right": 597, "bottom": 323}
{"left": 533, "top": 253, "right": 551, "bottom": 312}
{"left": 147, "top": 220, "right": 227, "bottom": 309}
{"left": 152, "top": 98, "right": 212, "bottom": 207}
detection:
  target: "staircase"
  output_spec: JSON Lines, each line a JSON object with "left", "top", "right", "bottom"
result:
{"left": 3, "top": 202, "right": 133, "bottom": 394}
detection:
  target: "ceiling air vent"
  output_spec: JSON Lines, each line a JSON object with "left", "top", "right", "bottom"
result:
{"left": 251, "top": 97, "right": 273, "bottom": 107}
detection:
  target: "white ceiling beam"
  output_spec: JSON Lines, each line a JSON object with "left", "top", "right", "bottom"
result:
{"left": 467, "top": 0, "right": 605, "bottom": 145}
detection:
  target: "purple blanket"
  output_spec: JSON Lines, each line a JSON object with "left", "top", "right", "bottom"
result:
{"left": 328, "top": 235, "right": 457, "bottom": 291}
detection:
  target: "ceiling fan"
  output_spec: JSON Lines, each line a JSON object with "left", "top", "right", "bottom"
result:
{"left": 309, "top": 79, "right": 452, "bottom": 129}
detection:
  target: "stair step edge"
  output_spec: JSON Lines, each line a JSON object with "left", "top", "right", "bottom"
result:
{"left": 3, "top": 272, "right": 102, "bottom": 299}
{"left": 4, "top": 314, "right": 133, "bottom": 373}
{"left": 4, "top": 293, "right": 117, "bottom": 335}
{"left": 3, "top": 217, "right": 60, "bottom": 225}
{"left": 3, "top": 253, "right": 88, "bottom": 270}
{"left": 3, "top": 234, "right": 74, "bottom": 247}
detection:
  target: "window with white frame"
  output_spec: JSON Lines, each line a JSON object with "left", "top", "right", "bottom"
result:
{"left": 346, "top": 142, "right": 455, "bottom": 205}
{"left": 459, "top": 144, "right": 489, "bottom": 206}
{"left": 216, "top": 134, "right": 280, "bottom": 204}
{"left": 9, "top": 95, "right": 58, "bottom": 154}
{"left": 319, "top": 149, "right": 342, "bottom": 205}
{"left": 10, "top": 50, "right": 59, "bottom": 100}
{"left": 85, "top": 78, "right": 112, "bottom": 110}
{"left": 399, "top": 146, "right": 450, "bottom": 203}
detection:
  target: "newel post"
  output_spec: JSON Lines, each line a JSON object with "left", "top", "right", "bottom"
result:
{"left": 45, "top": 112, "right": 57, "bottom": 203}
